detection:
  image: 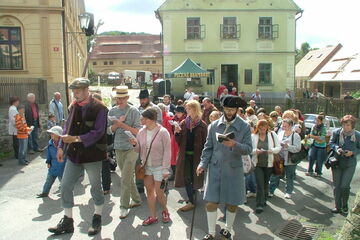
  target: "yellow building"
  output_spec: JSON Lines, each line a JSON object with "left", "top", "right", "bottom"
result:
{"left": 0, "top": 0, "right": 87, "bottom": 106}
{"left": 90, "top": 35, "right": 163, "bottom": 80}
{"left": 156, "top": 0, "right": 302, "bottom": 98}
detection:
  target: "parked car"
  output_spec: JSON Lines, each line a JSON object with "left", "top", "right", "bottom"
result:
{"left": 304, "top": 114, "right": 341, "bottom": 135}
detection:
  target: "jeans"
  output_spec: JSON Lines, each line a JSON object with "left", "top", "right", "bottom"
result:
{"left": 116, "top": 149, "right": 141, "bottom": 208}
{"left": 254, "top": 167, "right": 272, "bottom": 208}
{"left": 308, "top": 146, "right": 326, "bottom": 174}
{"left": 12, "top": 135, "right": 19, "bottom": 159}
{"left": 28, "top": 120, "right": 39, "bottom": 151}
{"left": 18, "top": 138, "right": 28, "bottom": 164}
{"left": 269, "top": 165, "right": 297, "bottom": 194}
{"left": 332, "top": 165, "right": 356, "bottom": 209}
{"left": 42, "top": 174, "right": 62, "bottom": 194}
{"left": 102, "top": 159, "right": 111, "bottom": 191}
{"left": 245, "top": 172, "right": 257, "bottom": 193}
{"left": 61, "top": 160, "right": 104, "bottom": 209}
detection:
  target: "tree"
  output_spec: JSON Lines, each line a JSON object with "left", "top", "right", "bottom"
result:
{"left": 296, "top": 42, "right": 311, "bottom": 64}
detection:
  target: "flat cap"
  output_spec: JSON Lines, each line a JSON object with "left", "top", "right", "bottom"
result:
{"left": 69, "top": 78, "right": 90, "bottom": 89}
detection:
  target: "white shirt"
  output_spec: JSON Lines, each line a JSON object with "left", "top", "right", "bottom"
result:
{"left": 184, "top": 91, "right": 195, "bottom": 100}
{"left": 8, "top": 105, "right": 18, "bottom": 135}
{"left": 146, "top": 128, "right": 156, "bottom": 167}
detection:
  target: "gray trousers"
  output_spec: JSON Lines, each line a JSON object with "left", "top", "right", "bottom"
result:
{"left": 255, "top": 166, "right": 273, "bottom": 208}
{"left": 61, "top": 160, "right": 104, "bottom": 209}
{"left": 331, "top": 165, "right": 356, "bottom": 209}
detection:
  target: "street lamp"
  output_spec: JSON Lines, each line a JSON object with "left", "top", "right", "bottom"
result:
{"left": 79, "top": 13, "right": 91, "bottom": 31}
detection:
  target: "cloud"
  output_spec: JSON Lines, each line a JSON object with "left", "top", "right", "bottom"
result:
{"left": 85, "top": 0, "right": 164, "bottom": 33}
{"left": 295, "top": 0, "right": 360, "bottom": 51}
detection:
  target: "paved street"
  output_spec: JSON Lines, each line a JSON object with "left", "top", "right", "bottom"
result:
{"left": 0, "top": 150, "right": 359, "bottom": 240}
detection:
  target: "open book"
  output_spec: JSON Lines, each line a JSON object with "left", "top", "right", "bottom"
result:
{"left": 216, "top": 132, "right": 235, "bottom": 142}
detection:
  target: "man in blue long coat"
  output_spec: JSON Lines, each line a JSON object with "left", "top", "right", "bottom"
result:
{"left": 197, "top": 95, "right": 252, "bottom": 240}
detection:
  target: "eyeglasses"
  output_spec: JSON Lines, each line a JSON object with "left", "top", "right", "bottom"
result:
{"left": 115, "top": 97, "right": 127, "bottom": 101}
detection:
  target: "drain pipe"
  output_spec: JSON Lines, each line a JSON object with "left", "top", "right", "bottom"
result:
{"left": 61, "top": 0, "right": 70, "bottom": 107}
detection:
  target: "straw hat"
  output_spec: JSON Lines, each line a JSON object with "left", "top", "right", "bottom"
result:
{"left": 112, "top": 86, "right": 129, "bottom": 98}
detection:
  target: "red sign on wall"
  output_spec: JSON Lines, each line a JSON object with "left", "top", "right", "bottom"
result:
{"left": 53, "top": 47, "right": 60, "bottom": 52}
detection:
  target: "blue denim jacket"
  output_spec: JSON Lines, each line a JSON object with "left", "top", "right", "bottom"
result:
{"left": 46, "top": 140, "right": 66, "bottom": 177}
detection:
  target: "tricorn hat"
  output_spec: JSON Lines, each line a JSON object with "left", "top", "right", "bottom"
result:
{"left": 138, "top": 89, "right": 150, "bottom": 99}
{"left": 222, "top": 96, "right": 247, "bottom": 108}
{"left": 174, "top": 105, "right": 185, "bottom": 113}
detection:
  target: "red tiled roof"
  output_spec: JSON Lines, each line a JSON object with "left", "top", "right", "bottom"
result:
{"left": 90, "top": 35, "right": 162, "bottom": 59}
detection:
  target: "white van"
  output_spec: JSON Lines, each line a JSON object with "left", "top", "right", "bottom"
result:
{"left": 123, "top": 70, "right": 152, "bottom": 88}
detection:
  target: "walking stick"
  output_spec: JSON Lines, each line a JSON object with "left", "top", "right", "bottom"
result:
{"left": 189, "top": 189, "right": 197, "bottom": 240}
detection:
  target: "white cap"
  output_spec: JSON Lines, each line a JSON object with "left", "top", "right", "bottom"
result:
{"left": 47, "top": 126, "right": 63, "bottom": 136}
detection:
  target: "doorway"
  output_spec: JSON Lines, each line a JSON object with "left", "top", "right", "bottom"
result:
{"left": 221, "top": 64, "right": 238, "bottom": 89}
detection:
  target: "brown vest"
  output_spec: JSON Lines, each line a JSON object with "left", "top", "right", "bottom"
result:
{"left": 67, "top": 98, "right": 107, "bottom": 163}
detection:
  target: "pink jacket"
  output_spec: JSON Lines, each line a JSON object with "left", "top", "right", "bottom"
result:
{"left": 134, "top": 124, "right": 171, "bottom": 174}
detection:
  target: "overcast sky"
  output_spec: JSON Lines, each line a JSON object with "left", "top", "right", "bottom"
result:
{"left": 85, "top": 0, "right": 360, "bottom": 51}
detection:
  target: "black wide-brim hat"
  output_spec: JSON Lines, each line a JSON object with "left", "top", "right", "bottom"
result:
{"left": 138, "top": 89, "right": 150, "bottom": 99}
{"left": 221, "top": 95, "right": 247, "bottom": 108}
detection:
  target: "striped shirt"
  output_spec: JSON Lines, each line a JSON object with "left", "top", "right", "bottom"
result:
{"left": 15, "top": 114, "right": 31, "bottom": 139}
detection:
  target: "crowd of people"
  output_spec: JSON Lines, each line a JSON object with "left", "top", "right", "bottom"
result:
{"left": 6, "top": 79, "right": 360, "bottom": 239}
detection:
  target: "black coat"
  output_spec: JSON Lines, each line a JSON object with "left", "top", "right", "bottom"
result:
{"left": 25, "top": 102, "right": 40, "bottom": 127}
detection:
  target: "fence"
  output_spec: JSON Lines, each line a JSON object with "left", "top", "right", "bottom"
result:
{"left": 258, "top": 98, "right": 359, "bottom": 120}
{"left": 0, "top": 77, "right": 47, "bottom": 105}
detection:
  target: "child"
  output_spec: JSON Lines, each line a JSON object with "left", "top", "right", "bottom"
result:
{"left": 15, "top": 104, "right": 32, "bottom": 165}
{"left": 209, "top": 111, "right": 221, "bottom": 124}
{"left": 169, "top": 106, "right": 187, "bottom": 181}
{"left": 47, "top": 113, "right": 57, "bottom": 129}
{"left": 37, "top": 126, "right": 66, "bottom": 198}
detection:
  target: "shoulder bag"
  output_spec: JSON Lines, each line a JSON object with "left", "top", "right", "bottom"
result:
{"left": 288, "top": 133, "right": 308, "bottom": 164}
{"left": 270, "top": 132, "right": 284, "bottom": 176}
{"left": 135, "top": 129, "right": 160, "bottom": 180}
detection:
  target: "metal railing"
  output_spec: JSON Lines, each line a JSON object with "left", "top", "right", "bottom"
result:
{"left": 0, "top": 77, "right": 47, "bottom": 105}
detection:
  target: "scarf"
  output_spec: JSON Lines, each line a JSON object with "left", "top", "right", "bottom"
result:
{"left": 185, "top": 116, "right": 201, "bottom": 132}
{"left": 313, "top": 123, "right": 324, "bottom": 136}
{"left": 73, "top": 94, "right": 91, "bottom": 107}
{"left": 339, "top": 128, "right": 356, "bottom": 147}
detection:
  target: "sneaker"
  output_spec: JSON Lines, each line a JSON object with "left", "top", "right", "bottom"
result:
{"left": 37, "top": 193, "right": 49, "bottom": 198}
{"left": 246, "top": 192, "right": 256, "bottom": 198}
{"left": 314, "top": 173, "right": 322, "bottom": 177}
{"left": 103, "top": 190, "right": 111, "bottom": 195}
{"left": 48, "top": 215, "right": 74, "bottom": 235}
{"left": 342, "top": 206, "right": 349, "bottom": 214}
{"left": 220, "top": 228, "right": 232, "bottom": 239}
{"left": 305, "top": 172, "right": 313, "bottom": 176}
{"left": 119, "top": 208, "right": 130, "bottom": 219}
{"left": 284, "top": 193, "right": 291, "bottom": 199}
{"left": 179, "top": 203, "right": 195, "bottom": 212}
{"left": 268, "top": 193, "right": 274, "bottom": 198}
{"left": 255, "top": 207, "right": 263, "bottom": 214}
{"left": 129, "top": 200, "right": 141, "bottom": 208}
{"left": 162, "top": 210, "right": 171, "bottom": 223}
{"left": 203, "top": 234, "right": 215, "bottom": 240}
{"left": 331, "top": 208, "right": 342, "bottom": 214}
{"left": 88, "top": 214, "right": 101, "bottom": 236}
{"left": 142, "top": 216, "right": 158, "bottom": 226}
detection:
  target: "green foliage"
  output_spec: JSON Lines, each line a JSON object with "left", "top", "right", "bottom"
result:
{"left": 317, "top": 231, "right": 335, "bottom": 240}
{"left": 295, "top": 42, "right": 319, "bottom": 64}
{"left": 98, "top": 31, "right": 151, "bottom": 36}
{"left": 0, "top": 151, "right": 12, "bottom": 160}
{"left": 352, "top": 90, "right": 360, "bottom": 98}
{"left": 88, "top": 68, "right": 97, "bottom": 83}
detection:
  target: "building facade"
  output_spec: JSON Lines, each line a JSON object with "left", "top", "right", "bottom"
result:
{"left": 0, "top": 0, "right": 87, "bottom": 107}
{"left": 90, "top": 35, "right": 163, "bottom": 79}
{"left": 157, "top": 0, "right": 301, "bottom": 98}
